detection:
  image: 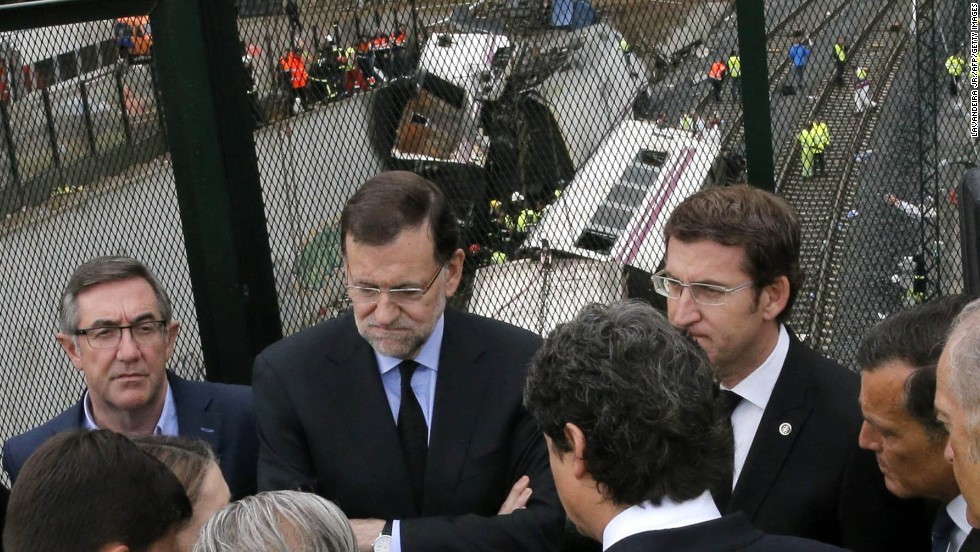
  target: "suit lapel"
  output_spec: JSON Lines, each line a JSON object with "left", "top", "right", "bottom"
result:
{"left": 729, "top": 336, "right": 813, "bottom": 520}
{"left": 171, "top": 373, "right": 222, "bottom": 453}
{"left": 961, "top": 529, "right": 980, "bottom": 552}
{"left": 322, "top": 317, "right": 417, "bottom": 515}
{"left": 423, "top": 310, "right": 492, "bottom": 515}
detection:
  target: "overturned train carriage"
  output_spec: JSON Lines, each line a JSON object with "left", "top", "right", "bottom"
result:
{"left": 387, "top": 21, "right": 650, "bottom": 231}
{"left": 469, "top": 122, "right": 725, "bottom": 336}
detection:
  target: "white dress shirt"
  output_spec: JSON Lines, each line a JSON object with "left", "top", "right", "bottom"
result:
{"left": 724, "top": 324, "right": 789, "bottom": 486}
{"left": 948, "top": 494, "right": 970, "bottom": 552}
{"left": 602, "top": 491, "right": 721, "bottom": 550}
{"left": 373, "top": 314, "right": 446, "bottom": 552}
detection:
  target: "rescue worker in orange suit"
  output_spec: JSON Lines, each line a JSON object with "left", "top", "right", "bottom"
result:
{"left": 708, "top": 58, "right": 726, "bottom": 102}
{"left": 390, "top": 26, "right": 408, "bottom": 78}
{"left": 372, "top": 31, "right": 391, "bottom": 80}
{"left": 279, "top": 48, "right": 310, "bottom": 112}
{"left": 356, "top": 35, "right": 379, "bottom": 88}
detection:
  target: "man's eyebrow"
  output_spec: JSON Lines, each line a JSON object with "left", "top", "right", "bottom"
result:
{"left": 83, "top": 312, "right": 160, "bottom": 328}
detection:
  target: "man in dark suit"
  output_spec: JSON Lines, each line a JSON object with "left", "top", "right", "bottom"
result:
{"left": 937, "top": 299, "right": 980, "bottom": 552}
{"left": 1, "top": 256, "right": 258, "bottom": 499}
{"left": 523, "top": 299, "right": 844, "bottom": 551}
{"left": 253, "top": 171, "right": 564, "bottom": 551}
{"left": 656, "top": 185, "right": 930, "bottom": 550}
{"left": 857, "top": 295, "right": 976, "bottom": 552}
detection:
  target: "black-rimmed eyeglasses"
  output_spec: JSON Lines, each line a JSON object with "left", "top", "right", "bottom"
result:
{"left": 75, "top": 320, "right": 168, "bottom": 349}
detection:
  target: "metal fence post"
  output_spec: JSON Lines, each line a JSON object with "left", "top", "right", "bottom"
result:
{"left": 151, "top": 0, "right": 283, "bottom": 384}
{"left": 734, "top": 0, "right": 775, "bottom": 192}
{"left": 0, "top": 99, "right": 23, "bottom": 206}
{"left": 78, "top": 79, "right": 98, "bottom": 157}
{"left": 41, "top": 88, "right": 65, "bottom": 189}
{"left": 113, "top": 68, "right": 134, "bottom": 146}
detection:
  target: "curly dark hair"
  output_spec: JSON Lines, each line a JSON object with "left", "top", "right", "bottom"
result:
{"left": 523, "top": 300, "right": 733, "bottom": 507}
{"left": 340, "top": 171, "right": 459, "bottom": 264}
{"left": 858, "top": 294, "right": 976, "bottom": 442}
{"left": 663, "top": 185, "right": 802, "bottom": 323}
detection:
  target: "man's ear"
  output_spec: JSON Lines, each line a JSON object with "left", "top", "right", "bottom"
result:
{"left": 56, "top": 332, "right": 83, "bottom": 371}
{"left": 760, "top": 275, "right": 790, "bottom": 321}
{"left": 165, "top": 320, "right": 180, "bottom": 359}
{"left": 444, "top": 248, "right": 466, "bottom": 297}
{"left": 564, "top": 423, "right": 588, "bottom": 479}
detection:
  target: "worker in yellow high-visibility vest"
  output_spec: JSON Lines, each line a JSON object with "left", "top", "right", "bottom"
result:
{"left": 799, "top": 126, "right": 817, "bottom": 178}
{"left": 946, "top": 52, "right": 964, "bottom": 97}
{"left": 727, "top": 48, "right": 741, "bottom": 103}
{"left": 833, "top": 37, "right": 848, "bottom": 86}
{"left": 810, "top": 119, "right": 830, "bottom": 177}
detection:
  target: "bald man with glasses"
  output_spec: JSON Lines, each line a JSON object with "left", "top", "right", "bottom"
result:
{"left": 2, "top": 255, "right": 259, "bottom": 499}
{"left": 658, "top": 185, "right": 930, "bottom": 551}
{"left": 252, "top": 171, "right": 564, "bottom": 552}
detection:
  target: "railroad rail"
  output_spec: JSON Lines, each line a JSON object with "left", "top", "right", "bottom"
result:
{"left": 775, "top": 0, "right": 910, "bottom": 347}
{"left": 693, "top": 0, "right": 851, "bottom": 147}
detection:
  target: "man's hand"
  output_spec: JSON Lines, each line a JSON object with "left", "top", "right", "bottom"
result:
{"left": 497, "top": 474, "right": 533, "bottom": 515}
{"left": 350, "top": 518, "right": 385, "bottom": 552}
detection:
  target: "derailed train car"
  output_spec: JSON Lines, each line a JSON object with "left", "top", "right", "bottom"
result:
{"left": 386, "top": 20, "right": 650, "bottom": 241}
{"left": 468, "top": 121, "right": 726, "bottom": 335}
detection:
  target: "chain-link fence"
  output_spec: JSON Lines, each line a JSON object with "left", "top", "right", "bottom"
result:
{"left": 0, "top": 0, "right": 975, "bottom": 471}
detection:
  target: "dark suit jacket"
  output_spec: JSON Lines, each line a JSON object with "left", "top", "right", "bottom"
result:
{"left": 253, "top": 309, "right": 565, "bottom": 551}
{"left": 1, "top": 371, "right": 259, "bottom": 499}
{"left": 962, "top": 530, "right": 980, "bottom": 552}
{"left": 719, "top": 333, "right": 931, "bottom": 551}
{"left": 606, "top": 513, "right": 847, "bottom": 551}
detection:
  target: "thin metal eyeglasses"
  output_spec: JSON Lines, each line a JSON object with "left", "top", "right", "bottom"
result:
{"left": 74, "top": 320, "right": 168, "bottom": 349}
{"left": 345, "top": 265, "right": 445, "bottom": 305}
{"left": 651, "top": 270, "right": 754, "bottom": 306}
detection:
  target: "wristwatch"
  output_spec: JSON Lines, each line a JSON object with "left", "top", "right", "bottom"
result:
{"left": 373, "top": 520, "right": 393, "bottom": 552}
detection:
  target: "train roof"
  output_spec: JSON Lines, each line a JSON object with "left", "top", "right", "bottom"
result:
{"left": 522, "top": 121, "right": 720, "bottom": 274}
{"left": 417, "top": 32, "right": 511, "bottom": 100}
{"left": 522, "top": 22, "right": 650, "bottom": 168}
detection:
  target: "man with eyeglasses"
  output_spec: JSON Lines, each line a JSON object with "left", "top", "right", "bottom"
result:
{"left": 252, "top": 171, "right": 564, "bottom": 552}
{"left": 656, "top": 185, "right": 930, "bottom": 551}
{"left": 1, "top": 255, "right": 259, "bottom": 499}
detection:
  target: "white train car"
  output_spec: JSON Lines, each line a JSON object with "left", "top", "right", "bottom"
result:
{"left": 0, "top": 20, "right": 119, "bottom": 100}
{"left": 522, "top": 121, "right": 724, "bottom": 274}
{"left": 468, "top": 119, "right": 724, "bottom": 335}
{"left": 391, "top": 32, "right": 512, "bottom": 166}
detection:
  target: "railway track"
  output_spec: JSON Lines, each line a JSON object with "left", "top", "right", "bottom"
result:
{"left": 694, "top": 0, "right": 852, "bottom": 147}
{"left": 775, "top": 0, "right": 910, "bottom": 347}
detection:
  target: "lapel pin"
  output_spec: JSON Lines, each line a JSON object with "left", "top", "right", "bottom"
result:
{"left": 778, "top": 423, "right": 792, "bottom": 436}
{"left": 200, "top": 427, "right": 215, "bottom": 433}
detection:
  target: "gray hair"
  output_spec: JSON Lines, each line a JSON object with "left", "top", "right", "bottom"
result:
{"left": 192, "top": 491, "right": 356, "bottom": 552}
{"left": 947, "top": 298, "right": 980, "bottom": 445}
{"left": 59, "top": 256, "right": 173, "bottom": 334}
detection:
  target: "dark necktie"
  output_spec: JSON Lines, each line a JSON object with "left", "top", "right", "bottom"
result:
{"left": 397, "top": 360, "right": 428, "bottom": 512}
{"left": 933, "top": 508, "right": 957, "bottom": 552}
{"left": 713, "top": 389, "right": 743, "bottom": 513}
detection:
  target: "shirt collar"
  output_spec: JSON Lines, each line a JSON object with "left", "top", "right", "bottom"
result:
{"left": 82, "top": 381, "right": 178, "bottom": 436}
{"left": 949, "top": 494, "right": 971, "bottom": 536}
{"left": 727, "top": 325, "right": 789, "bottom": 409}
{"left": 602, "top": 491, "right": 720, "bottom": 550}
{"left": 375, "top": 315, "right": 445, "bottom": 374}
